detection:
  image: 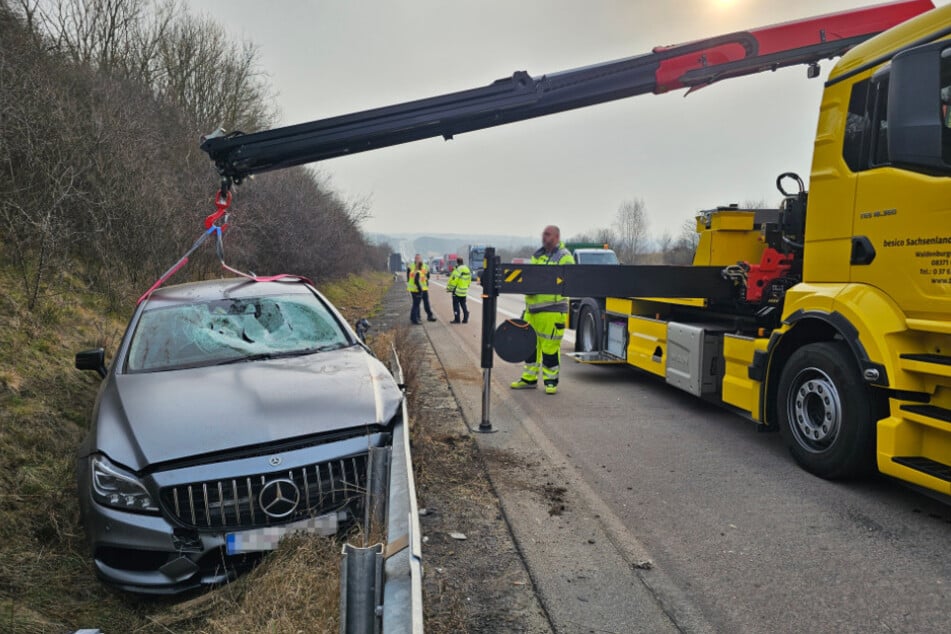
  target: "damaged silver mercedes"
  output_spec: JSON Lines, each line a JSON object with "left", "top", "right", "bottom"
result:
{"left": 74, "top": 277, "right": 402, "bottom": 594}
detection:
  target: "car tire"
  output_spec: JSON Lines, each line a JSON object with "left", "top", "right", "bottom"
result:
{"left": 776, "top": 341, "right": 877, "bottom": 479}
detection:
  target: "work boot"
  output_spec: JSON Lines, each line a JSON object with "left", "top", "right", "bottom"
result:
{"left": 544, "top": 384, "right": 557, "bottom": 395}
{"left": 427, "top": 316, "right": 437, "bottom": 322}
{"left": 462, "top": 317, "right": 469, "bottom": 323}
{"left": 450, "top": 318, "right": 461, "bottom": 323}
{"left": 510, "top": 379, "right": 537, "bottom": 390}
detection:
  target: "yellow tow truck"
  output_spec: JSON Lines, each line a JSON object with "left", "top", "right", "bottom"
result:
{"left": 201, "top": 1, "right": 950, "bottom": 494}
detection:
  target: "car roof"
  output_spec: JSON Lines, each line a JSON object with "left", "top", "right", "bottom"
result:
{"left": 142, "top": 278, "right": 314, "bottom": 308}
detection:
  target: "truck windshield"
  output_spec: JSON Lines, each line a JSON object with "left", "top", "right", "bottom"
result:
{"left": 469, "top": 247, "right": 486, "bottom": 269}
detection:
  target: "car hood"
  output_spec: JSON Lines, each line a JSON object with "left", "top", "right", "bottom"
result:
{"left": 92, "top": 347, "right": 402, "bottom": 468}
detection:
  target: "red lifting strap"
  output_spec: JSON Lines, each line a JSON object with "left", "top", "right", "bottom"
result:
{"left": 137, "top": 189, "right": 313, "bottom": 305}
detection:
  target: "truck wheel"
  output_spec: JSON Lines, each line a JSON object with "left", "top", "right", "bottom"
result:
{"left": 776, "top": 341, "right": 876, "bottom": 479}
{"left": 575, "top": 306, "right": 602, "bottom": 353}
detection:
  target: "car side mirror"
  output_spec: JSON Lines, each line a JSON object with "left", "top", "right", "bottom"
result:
{"left": 355, "top": 318, "right": 371, "bottom": 343}
{"left": 76, "top": 348, "right": 107, "bottom": 379}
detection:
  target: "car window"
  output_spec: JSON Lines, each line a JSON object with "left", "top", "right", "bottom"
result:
{"left": 577, "top": 251, "right": 619, "bottom": 264}
{"left": 126, "top": 294, "right": 349, "bottom": 372}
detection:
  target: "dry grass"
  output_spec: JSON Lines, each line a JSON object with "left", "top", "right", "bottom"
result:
{"left": 319, "top": 271, "right": 393, "bottom": 324}
{"left": 141, "top": 535, "right": 342, "bottom": 634}
{"left": 0, "top": 266, "right": 130, "bottom": 633}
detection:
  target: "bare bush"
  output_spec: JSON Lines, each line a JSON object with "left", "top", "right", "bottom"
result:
{"left": 567, "top": 227, "right": 618, "bottom": 252}
{"left": 226, "top": 168, "right": 387, "bottom": 281}
{"left": 3, "top": 0, "right": 384, "bottom": 314}
{"left": 0, "top": 15, "right": 98, "bottom": 308}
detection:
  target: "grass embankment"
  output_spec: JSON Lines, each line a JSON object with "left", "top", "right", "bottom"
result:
{"left": 0, "top": 268, "right": 393, "bottom": 633}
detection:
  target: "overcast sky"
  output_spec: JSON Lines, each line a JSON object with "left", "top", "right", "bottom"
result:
{"left": 187, "top": 0, "right": 947, "bottom": 242}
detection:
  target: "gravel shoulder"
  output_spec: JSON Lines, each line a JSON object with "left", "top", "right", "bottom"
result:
{"left": 372, "top": 280, "right": 552, "bottom": 633}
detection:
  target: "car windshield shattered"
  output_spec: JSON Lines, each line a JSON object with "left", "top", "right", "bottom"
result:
{"left": 127, "top": 295, "right": 349, "bottom": 372}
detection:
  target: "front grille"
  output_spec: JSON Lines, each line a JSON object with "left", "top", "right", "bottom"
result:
{"left": 159, "top": 453, "right": 368, "bottom": 530}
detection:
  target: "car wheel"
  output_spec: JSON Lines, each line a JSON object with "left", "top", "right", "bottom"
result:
{"left": 575, "top": 305, "right": 602, "bottom": 353}
{"left": 776, "top": 341, "right": 877, "bottom": 479}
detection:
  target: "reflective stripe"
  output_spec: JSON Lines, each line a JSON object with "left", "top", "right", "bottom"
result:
{"left": 448, "top": 265, "right": 471, "bottom": 296}
{"left": 528, "top": 302, "right": 568, "bottom": 314}
{"left": 537, "top": 331, "right": 564, "bottom": 341}
{"left": 532, "top": 246, "right": 571, "bottom": 263}
{"left": 407, "top": 264, "right": 430, "bottom": 292}
{"left": 524, "top": 242, "right": 574, "bottom": 308}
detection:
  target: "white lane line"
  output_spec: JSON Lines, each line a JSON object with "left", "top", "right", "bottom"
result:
{"left": 430, "top": 279, "right": 575, "bottom": 345}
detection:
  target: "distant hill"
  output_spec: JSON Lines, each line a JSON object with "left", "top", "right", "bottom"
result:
{"left": 369, "top": 233, "right": 535, "bottom": 258}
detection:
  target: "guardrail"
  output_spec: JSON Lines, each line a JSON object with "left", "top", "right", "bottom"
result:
{"left": 340, "top": 348, "right": 424, "bottom": 633}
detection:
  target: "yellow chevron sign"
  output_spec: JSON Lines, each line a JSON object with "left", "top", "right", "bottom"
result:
{"left": 502, "top": 270, "right": 564, "bottom": 285}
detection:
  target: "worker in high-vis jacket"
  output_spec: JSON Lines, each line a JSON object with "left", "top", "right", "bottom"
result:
{"left": 406, "top": 254, "right": 437, "bottom": 324}
{"left": 511, "top": 225, "right": 575, "bottom": 395}
{"left": 446, "top": 256, "right": 471, "bottom": 323}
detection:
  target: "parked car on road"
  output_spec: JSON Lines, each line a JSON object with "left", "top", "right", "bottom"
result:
{"left": 567, "top": 248, "right": 620, "bottom": 353}
{"left": 74, "top": 277, "right": 403, "bottom": 594}
{"left": 571, "top": 247, "right": 619, "bottom": 265}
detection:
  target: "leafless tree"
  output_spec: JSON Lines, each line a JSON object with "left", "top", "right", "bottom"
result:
{"left": 613, "top": 198, "right": 649, "bottom": 264}
{"left": 20, "top": 0, "right": 274, "bottom": 132}
{"left": 665, "top": 216, "right": 700, "bottom": 265}
{"left": 156, "top": 12, "right": 274, "bottom": 134}
{"left": 655, "top": 230, "right": 673, "bottom": 263}
{"left": 19, "top": 0, "right": 176, "bottom": 82}
{"left": 569, "top": 227, "right": 617, "bottom": 247}
{"left": 742, "top": 198, "right": 773, "bottom": 209}
{"left": 2, "top": 0, "right": 384, "bottom": 313}
{"left": 497, "top": 245, "right": 535, "bottom": 262}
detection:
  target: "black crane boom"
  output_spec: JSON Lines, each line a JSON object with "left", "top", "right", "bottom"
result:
{"left": 200, "top": 1, "right": 933, "bottom": 184}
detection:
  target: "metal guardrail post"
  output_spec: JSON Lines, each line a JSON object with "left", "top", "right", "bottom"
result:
{"left": 366, "top": 446, "right": 391, "bottom": 541}
{"left": 340, "top": 543, "right": 384, "bottom": 634}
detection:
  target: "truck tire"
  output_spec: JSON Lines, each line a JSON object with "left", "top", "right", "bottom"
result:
{"left": 776, "top": 341, "right": 877, "bottom": 479}
{"left": 575, "top": 305, "right": 602, "bottom": 353}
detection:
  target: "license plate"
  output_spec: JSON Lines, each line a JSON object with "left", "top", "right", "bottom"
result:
{"left": 225, "top": 513, "right": 339, "bottom": 554}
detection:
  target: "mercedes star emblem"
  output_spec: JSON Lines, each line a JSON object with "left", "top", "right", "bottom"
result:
{"left": 258, "top": 478, "right": 300, "bottom": 519}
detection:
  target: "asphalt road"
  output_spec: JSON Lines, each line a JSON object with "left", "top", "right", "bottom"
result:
{"left": 426, "top": 276, "right": 951, "bottom": 634}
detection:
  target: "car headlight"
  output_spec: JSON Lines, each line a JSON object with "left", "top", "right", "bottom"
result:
{"left": 90, "top": 455, "right": 159, "bottom": 513}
